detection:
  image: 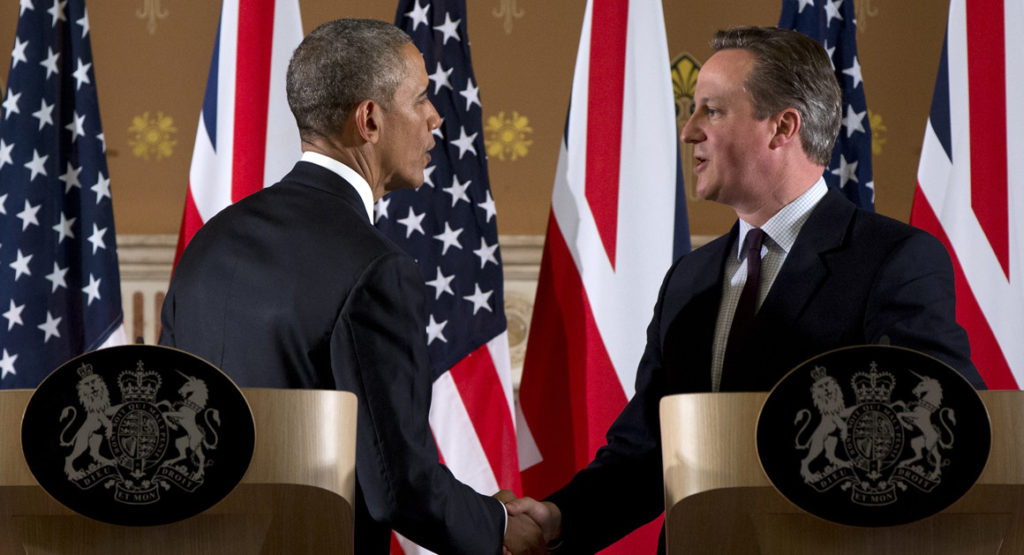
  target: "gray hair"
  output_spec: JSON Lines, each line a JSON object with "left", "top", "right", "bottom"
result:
{"left": 286, "top": 19, "right": 412, "bottom": 141}
{"left": 711, "top": 26, "right": 841, "bottom": 166}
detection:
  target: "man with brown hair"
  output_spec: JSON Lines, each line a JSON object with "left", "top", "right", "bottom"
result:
{"left": 506, "top": 26, "right": 982, "bottom": 552}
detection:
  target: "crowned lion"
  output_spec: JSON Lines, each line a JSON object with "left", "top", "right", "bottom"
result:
{"left": 794, "top": 369, "right": 854, "bottom": 482}
{"left": 60, "top": 367, "right": 117, "bottom": 479}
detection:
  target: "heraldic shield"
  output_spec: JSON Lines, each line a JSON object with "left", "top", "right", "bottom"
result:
{"left": 21, "top": 345, "right": 255, "bottom": 526}
{"left": 756, "top": 345, "right": 990, "bottom": 527}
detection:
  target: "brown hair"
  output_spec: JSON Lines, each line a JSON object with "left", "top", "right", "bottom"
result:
{"left": 712, "top": 26, "right": 841, "bottom": 166}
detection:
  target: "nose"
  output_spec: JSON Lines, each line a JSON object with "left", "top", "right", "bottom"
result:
{"left": 427, "top": 101, "right": 441, "bottom": 131}
{"left": 680, "top": 112, "right": 703, "bottom": 144}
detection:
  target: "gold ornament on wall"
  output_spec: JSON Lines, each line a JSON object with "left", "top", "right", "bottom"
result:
{"left": 484, "top": 110, "right": 533, "bottom": 161}
{"left": 137, "top": 0, "right": 169, "bottom": 35}
{"left": 671, "top": 53, "right": 701, "bottom": 201}
{"left": 855, "top": 0, "right": 880, "bottom": 34}
{"left": 128, "top": 111, "right": 177, "bottom": 160}
{"left": 869, "top": 109, "right": 886, "bottom": 156}
{"left": 493, "top": 0, "right": 525, "bottom": 35}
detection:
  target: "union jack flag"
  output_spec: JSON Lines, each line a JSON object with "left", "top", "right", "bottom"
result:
{"left": 0, "top": 0, "right": 125, "bottom": 388}
{"left": 380, "top": 1, "right": 519, "bottom": 552}
{"left": 780, "top": 0, "right": 875, "bottom": 210}
{"left": 174, "top": 0, "right": 302, "bottom": 265}
{"left": 911, "top": 0, "right": 1022, "bottom": 389}
{"left": 517, "top": 0, "right": 688, "bottom": 551}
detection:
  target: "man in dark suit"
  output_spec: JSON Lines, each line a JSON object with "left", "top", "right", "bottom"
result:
{"left": 505, "top": 26, "right": 985, "bottom": 552}
{"left": 159, "top": 18, "right": 542, "bottom": 555}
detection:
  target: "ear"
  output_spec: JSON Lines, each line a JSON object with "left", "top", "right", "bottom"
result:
{"left": 353, "top": 99, "right": 382, "bottom": 144}
{"left": 769, "top": 108, "right": 801, "bottom": 150}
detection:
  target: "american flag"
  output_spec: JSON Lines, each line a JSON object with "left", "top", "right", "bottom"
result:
{"left": 780, "top": 0, "right": 875, "bottom": 210}
{"left": 517, "top": 0, "right": 687, "bottom": 551}
{"left": 911, "top": 0, "right": 1021, "bottom": 389}
{"left": 174, "top": 0, "right": 302, "bottom": 265}
{"left": 0, "top": 0, "right": 125, "bottom": 389}
{"left": 380, "top": 1, "right": 519, "bottom": 552}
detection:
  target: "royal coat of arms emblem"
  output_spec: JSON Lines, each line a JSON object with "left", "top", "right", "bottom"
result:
{"left": 22, "top": 345, "right": 254, "bottom": 526}
{"left": 757, "top": 345, "right": 989, "bottom": 527}
{"left": 59, "top": 361, "right": 221, "bottom": 503}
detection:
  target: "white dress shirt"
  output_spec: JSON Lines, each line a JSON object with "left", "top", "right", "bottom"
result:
{"left": 710, "top": 177, "right": 828, "bottom": 391}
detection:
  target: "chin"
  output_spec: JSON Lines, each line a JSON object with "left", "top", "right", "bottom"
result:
{"left": 694, "top": 183, "right": 715, "bottom": 202}
{"left": 387, "top": 177, "right": 418, "bottom": 192}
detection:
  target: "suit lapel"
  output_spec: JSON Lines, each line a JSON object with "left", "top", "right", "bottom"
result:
{"left": 662, "top": 227, "right": 736, "bottom": 393}
{"left": 758, "top": 190, "right": 853, "bottom": 325}
{"left": 724, "top": 189, "right": 855, "bottom": 389}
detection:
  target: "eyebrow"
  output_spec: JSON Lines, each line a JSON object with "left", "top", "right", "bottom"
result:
{"left": 696, "top": 92, "right": 728, "bottom": 104}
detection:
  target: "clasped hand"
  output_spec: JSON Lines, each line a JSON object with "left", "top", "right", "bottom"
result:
{"left": 495, "top": 490, "right": 562, "bottom": 555}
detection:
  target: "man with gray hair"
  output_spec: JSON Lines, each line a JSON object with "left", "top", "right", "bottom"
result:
{"left": 505, "top": 26, "right": 983, "bottom": 551}
{"left": 161, "top": 19, "right": 543, "bottom": 554}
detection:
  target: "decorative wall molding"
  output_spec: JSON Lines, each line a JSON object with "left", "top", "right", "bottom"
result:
{"left": 117, "top": 233, "right": 715, "bottom": 384}
{"left": 116, "top": 234, "right": 546, "bottom": 383}
{"left": 117, "top": 234, "right": 176, "bottom": 345}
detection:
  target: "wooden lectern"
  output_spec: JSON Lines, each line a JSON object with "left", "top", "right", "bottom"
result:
{"left": 661, "top": 391, "right": 1024, "bottom": 555}
{"left": 0, "top": 388, "right": 357, "bottom": 555}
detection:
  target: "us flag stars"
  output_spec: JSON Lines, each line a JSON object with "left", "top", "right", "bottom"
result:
{"left": 1, "top": 0, "right": 124, "bottom": 388}
{"left": 397, "top": 207, "right": 426, "bottom": 238}
{"left": 376, "top": 0, "right": 508, "bottom": 368}
{"left": 450, "top": 126, "right": 478, "bottom": 159}
{"left": 781, "top": 0, "right": 875, "bottom": 209}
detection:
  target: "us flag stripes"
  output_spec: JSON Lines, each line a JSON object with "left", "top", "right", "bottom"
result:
{"left": 1, "top": 0, "right": 125, "bottom": 388}
{"left": 911, "top": 0, "right": 1022, "bottom": 389}
{"left": 516, "top": 0, "right": 690, "bottom": 552}
{"left": 381, "top": 1, "right": 519, "bottom": 553}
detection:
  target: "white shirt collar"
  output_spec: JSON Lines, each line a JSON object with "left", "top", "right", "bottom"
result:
{"left": 300, "top": 151, "right": 375, "bottom": 222}
{"left": 736, "top": 177, "right": 828, "bottom": 259}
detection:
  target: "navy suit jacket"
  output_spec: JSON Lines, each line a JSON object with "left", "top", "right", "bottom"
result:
{"left": 160, "top": 162, "right": 504, "bottom": 554}
{"left": 547, "top": 189, "right": 984, "bottom": 553}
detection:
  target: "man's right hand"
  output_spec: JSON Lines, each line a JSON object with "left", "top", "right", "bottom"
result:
{"left": 503, "top": 512, "right": 545, "bottom": 555}
{"left": 506, "top": 497, "right": 562, "bottom": 546}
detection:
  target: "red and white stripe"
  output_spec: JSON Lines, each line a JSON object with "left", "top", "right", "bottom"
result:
{"left": 517, "top": 0, "right": 680, "bottom": 551}
{"left": 911, "top": 0, "right": 1024, "bottom": 389}
{"left": 176, "top": 0, "right": 302, "bottom": 263}
{"left": 431, "top": 333, "right": 519, "bottom": 494}
{"left": 395, "top": 333, "right": 518, "bottom": 555}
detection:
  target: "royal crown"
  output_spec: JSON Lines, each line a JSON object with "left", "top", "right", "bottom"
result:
{"left": 810, "top": 365, "right": 829, "bottom": 382}
{"left": 118, "top": 360, "right": 162, "bottom": 403}
{"left": 77, "top": 363, "right": 94, "bottom": 378}
{"left": 852, "top": 361, "right": 894, "bottom": 403}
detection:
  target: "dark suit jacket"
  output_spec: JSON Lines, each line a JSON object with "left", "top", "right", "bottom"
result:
{"left": 160, "top": 161, "right": 504, "bottom": 554}
{"left": 547, "top": 189, "right": 984, "bottom": 553}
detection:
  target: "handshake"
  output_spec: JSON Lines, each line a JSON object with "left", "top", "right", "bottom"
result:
{"left": 495, "top": 490, "right": 563, "bottom": 555}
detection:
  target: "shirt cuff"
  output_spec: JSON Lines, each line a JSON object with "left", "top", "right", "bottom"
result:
{"left": 500, "top": 498, "right": 508, "bottom": 533}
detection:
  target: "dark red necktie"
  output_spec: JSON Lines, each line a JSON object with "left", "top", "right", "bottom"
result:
{"left": 722, "top": 228, "right": 765, "bottom": 380}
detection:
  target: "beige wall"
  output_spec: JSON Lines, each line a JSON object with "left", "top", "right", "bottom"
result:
{"left": 0, "top": 0, "right": 948, "bottom": 238}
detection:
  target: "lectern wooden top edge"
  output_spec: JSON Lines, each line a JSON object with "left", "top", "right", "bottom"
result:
{"left": 660, "top": 391, "right": 1024, "bottom": 555}
{"left": 0, "top": 387, "right": 358, "bottom": 508}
